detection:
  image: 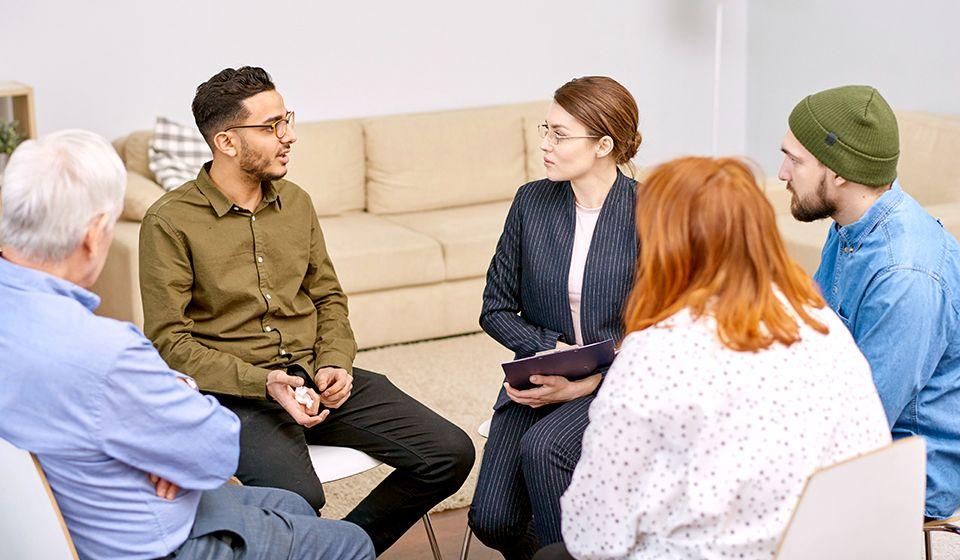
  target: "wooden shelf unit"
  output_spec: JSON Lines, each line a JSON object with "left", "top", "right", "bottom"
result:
{"left": 0, "top": 81, "right": 37, "bottom": 141}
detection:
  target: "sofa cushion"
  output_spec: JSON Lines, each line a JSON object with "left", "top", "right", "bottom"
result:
{"left": 896, "top": 111, "right": 960, "bottom": 206}
{"left": 764, "top": 177, "right": 793, "bottom": 216}
{"left": 148, "top": 117, "right": 211, "bottom": 191}
{"left": 385, "top": 200, "right": 513, "bottom": 281}
{"left": 285, "top": 119, "right": 365, "bottom": 216}
{"left": 318, "top": 212, "right": 444, "bottom": 293}
{"left": 776, "top": 216, "right": 832, "bottom": 276}
{"left": 926, "top": 202, "right": 960, "bottom": 239}
{"left": 120, "top": 131, "right": 155, "bottom": 181}
{"left": 121, "top": 171, "right": 165, "bottom": 222}
{"left": 514, "top": 101, "right": 552, "bottom": 181}
{"left": 364, "top": 106, "right": 527, "bottom": 214}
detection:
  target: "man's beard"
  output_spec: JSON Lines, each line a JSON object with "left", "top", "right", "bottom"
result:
{"left": 789, "top": 172, "right": 836, "bottom": 222}
{"left": 238, "top": 137, "right": 287, "bottom": 182}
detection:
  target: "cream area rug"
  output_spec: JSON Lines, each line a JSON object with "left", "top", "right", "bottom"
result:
{"left": 320, "top": 332, "right": 511, "bottom": 520}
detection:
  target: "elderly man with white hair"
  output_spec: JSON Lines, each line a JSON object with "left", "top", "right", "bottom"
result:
{"left": 0, "top": 130, "right": 374, "bottom": 560}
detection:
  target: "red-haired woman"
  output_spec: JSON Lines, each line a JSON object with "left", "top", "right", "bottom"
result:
{"left": 552, "top": 157, "right": 891, "bottom": 559}
{"left": 469, "top": 76, "right": 642, "bottom": 559}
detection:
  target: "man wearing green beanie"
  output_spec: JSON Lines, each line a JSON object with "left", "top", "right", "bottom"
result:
{"left": 779, "top": 85, "right": 960, "bottom": 521}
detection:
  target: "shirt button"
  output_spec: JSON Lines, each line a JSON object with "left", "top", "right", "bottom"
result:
{"left": 257, "top": 256, "right": 264, "bottom": 263}
{"left": 252, "top": 215, "right": 257, "bottom": 221}
{"left": 264, "top": 326, "right": 272, "bottom": 332}
{"left": 279, "top": 348, "right": 287, "bottom": 356}
{"left": 265, "top": 293, "right": 272, "bottom": 300}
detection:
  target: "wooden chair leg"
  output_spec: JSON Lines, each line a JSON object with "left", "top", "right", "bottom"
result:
{"left": 422, "top": 514, "right": 443, "bottom": 560}
{"left": 459, "top": 526, "right": 473, "bottom": 560}
{"left": 925, "top": 530, "right": 933, "bottom": 560}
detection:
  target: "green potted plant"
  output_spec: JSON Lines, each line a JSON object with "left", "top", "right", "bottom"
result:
{"left": 0, "top": 120, "right": 22, "bottom": 177}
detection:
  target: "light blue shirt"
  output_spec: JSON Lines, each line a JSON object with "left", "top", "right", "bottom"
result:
{"left": 813, "top": 182, "right": 960, "bottom": 519}
{"left": 0, "top": 257, "right": 241, "bottom": 559}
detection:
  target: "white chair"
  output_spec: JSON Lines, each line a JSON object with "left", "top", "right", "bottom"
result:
{"left": 459, "top": 418, "right": 491, "bottom": 560}
{"left": 0, "top": 437, "right": 78, "bottom": 559}
{"left": 775, "top": 436, "right": 927, "bottom": 559}
{"left": 307, "top": 444, "right": 443, "bottom": 560}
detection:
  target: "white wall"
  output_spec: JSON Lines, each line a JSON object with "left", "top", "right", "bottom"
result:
{"left": 1, "top": 0, "right": 747, "bottom": 168}
{"left": 746, "top": 0, "right": 960, "bottom": 175}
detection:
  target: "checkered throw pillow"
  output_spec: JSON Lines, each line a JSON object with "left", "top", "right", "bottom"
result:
{"left": 148, "top": 117, "right": 212, "bottom": 191}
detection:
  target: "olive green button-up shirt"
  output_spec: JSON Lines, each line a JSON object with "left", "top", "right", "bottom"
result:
{"left": 139, "top": 164, "right": 356, "bottom": 399}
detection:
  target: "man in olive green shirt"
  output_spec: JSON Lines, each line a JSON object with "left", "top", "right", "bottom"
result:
{"left": 139, "top": 66, "right": 474, "bottom": 555}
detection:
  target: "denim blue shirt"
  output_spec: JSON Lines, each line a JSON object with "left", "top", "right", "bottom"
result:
{"left": 812, "top": 182, "right": 960, "bottom": 519}
{"left": 0, "top": 257, "right": 241, "bottom": 559}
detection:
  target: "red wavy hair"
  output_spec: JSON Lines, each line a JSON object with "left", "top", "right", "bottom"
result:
{"left": 624, "top": 157, "right": 827, "bottom": 351}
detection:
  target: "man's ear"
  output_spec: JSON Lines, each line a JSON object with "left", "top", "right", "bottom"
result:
{"left": 833, "top": 173, "right": 848, "bottom": 188}
{"left": 83, "top": 213, "right": 112, "bottom": 258}
{"left": 212, "top": 131, "right": 238, "bottom": 158}
{"left": 596, "top": 136, "right": 614, "bottom": 159}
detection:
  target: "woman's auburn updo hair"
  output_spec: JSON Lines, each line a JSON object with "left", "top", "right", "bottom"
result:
{"left": 553, "top": 76, "right": 642, "bottom": 165}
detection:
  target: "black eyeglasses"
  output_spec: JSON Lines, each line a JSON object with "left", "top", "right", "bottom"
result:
{"left": 224, "top": 111, "right": 295, "bottom": 139}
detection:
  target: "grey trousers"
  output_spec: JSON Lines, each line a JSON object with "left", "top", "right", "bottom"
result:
{"left": 169, "top": 485, "right": 374, "bottom": 560}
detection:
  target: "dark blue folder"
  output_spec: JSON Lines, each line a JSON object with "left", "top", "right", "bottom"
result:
{"left": 501, "top": 338, "right": 616, "bottom": 390}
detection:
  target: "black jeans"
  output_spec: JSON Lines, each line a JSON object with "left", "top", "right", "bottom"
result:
{"left": 214, "top": 367, "right": 475, "bottom": 555}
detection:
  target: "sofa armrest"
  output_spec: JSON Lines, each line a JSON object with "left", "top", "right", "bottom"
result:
{"left": 91, "top": 221, "right": 144, "bottom": 328}
{"left": 763, "top": 177, "right": 793, "bottom": 216}
{"left": 122, "top": 171, "right": 165, "bottom": 222}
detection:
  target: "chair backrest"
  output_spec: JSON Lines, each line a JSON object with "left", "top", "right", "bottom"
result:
{"left": 0, "top": 438, "right": 78, "bottom": 560}
{"left": 775, "top": 436, "right": 926, "bottom": 559}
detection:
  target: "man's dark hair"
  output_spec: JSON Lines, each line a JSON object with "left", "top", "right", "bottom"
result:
{"left": 192, "top": 66, "right": 275, "bottom": 147}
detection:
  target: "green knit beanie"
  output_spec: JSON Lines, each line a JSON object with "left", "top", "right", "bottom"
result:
{"left": 788, "top": 85, "right": 899, "bottom": 186}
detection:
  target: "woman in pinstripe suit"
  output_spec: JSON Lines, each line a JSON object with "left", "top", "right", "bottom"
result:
{"left": 468, "top": 76, "right": 642, "bottom": 559}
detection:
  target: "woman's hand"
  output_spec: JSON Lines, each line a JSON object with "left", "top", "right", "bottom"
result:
{"left": 504, "top": 372, "right": 602, "bottom": 408}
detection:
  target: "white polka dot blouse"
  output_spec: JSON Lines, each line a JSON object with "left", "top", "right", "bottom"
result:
{"left": 560, "top": 303, "right": 891, "bottom": 559}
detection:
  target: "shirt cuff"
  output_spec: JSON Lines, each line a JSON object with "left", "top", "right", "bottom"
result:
{"left": 314, "top": 350, "right": 354, "bottom": 375}
{"left": 240, "top": 365, "right": 273, "bottom": 400}
{"left": 539, "top": 328, "right": 563, "bottom": 353}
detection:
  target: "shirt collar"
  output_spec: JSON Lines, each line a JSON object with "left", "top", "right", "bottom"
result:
{"left": 835, "top": 179, "right": 903, "bottom": 250}
{"left": 0, "top": 256, "right": 100, "bottom": 311}
{"left": 262, "top": 180, "right": 281, "bottom": 209}
{"left": 194, "top": 162, "right": 283, "bottom": 217}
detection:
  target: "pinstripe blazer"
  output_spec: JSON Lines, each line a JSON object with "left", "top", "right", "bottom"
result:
{"left": 481, "top": 170, "right": 638, "bottom": 409}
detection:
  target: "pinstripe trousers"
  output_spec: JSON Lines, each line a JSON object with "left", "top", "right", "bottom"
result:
{"left": 468, "top": 394, "right": 596, "bottom": 560}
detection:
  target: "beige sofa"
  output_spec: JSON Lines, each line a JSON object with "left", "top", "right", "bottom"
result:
{"left": 95, "top": 101, "right": 553, "bottom": 349}
{"left": 93, "top": 105, "right": 959, "bottom": 349}
{"left": 766, "top": 110, "right": 960, "bottom": 274}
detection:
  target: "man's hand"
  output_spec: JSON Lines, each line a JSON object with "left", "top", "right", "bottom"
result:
{"left": 266, "top": 370, "right": 328, "bottom": 427}
{"left": 314, "top": 367, "right": 352, "bottom": 409}
{"left": 504, "top": 372, "right": 601, "bottom": 408}
{"left": 148, "top": 473, "right": 180, "bottom": 500}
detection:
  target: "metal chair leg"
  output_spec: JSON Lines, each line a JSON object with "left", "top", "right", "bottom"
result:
{"left": 422, "top": 514, "right": 443, "bottom": 560}
{"left": 458, "top": 526, "right": 473, "bottom": 560}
